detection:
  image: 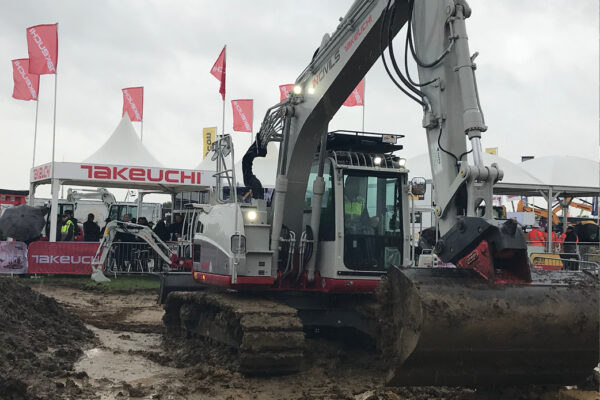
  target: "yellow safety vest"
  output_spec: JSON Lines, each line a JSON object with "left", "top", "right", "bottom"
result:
{"left": 61, "top": 219, "right": 74, "bottom": 233}
{"left": 345, "top": 201, "right": 363, "bottom": 216}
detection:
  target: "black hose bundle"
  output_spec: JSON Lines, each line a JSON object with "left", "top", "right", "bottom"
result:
{"left": 241, "top": 140, "right": 267, "bottom": 200}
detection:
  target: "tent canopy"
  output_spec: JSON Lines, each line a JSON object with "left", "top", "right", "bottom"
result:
{"left": 520, "top": 156, "right": 599, "bottom": 196}
{"left": 84, "top": 114, "right": 163, "bottom": 167}
{"left": 406, "top": 152, "right": 546, "bottom": 195}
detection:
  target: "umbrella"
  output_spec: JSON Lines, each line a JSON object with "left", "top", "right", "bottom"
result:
{"left": 0, "top": 205, "right": 45, "bottom": 241}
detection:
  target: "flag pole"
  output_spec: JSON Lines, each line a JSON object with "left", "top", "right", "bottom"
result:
{"left": 32, "top": 98, "right": 39, "bottom": 168}
{"left": 221, "top": 98, "right": 225, "bottom": 138}
{"left": 221, "top": 45, "right": 226, "bottom": 138}
{"left": 49, "top": 22, "right": 59, "bottom": 242}
{"left": 140, "top": 88, "right": 144, "bottom": 141}
{"left": 361, "top": 77, "right": 366, "bottom": 132}
{"left": 50, "top": 66, "right": 58, "bottom": 185}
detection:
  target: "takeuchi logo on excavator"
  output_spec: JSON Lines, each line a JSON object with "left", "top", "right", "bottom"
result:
{"left": 311, "top": 13, "right": 372, "bottom": 90}
{"left": 311, "top": 51, "right": 340, "bottom": 89}
{"left": 344, "top": 14, "right": 373, "bottom": 52}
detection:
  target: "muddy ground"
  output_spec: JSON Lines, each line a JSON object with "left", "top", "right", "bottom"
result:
{"left": 13, "top": 278, "right": 597, "bottom": 400}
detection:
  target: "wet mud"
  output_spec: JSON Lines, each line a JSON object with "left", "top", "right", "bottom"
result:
{"left": 13, "top": 278, "right": 599, "bottom": 399}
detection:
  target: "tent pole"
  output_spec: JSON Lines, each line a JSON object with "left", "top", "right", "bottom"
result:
{"left": 547, "top": 187, "right": 553, "bottom": 253}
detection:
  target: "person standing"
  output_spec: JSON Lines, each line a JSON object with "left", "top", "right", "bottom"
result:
{"left": 527, "top": 223, "right": 545, "bottom": 246}
{"left": 83, "top": 213, "right": 101, "bottom": 242}
{"left": 562, "top": 226, "right": 579, "bottom": 270}
{"left": 59, "top": 213, "right": 75, "bottom": 241}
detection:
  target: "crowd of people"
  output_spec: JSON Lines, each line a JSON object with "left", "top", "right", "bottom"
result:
{"left": 526, "top": 217, "right": 579, "bottom": 252}
{"left": 55, "top": 212, "right": 184, "bottom": 243}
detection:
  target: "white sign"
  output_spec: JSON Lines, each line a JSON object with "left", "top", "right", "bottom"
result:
{"left": 31, "top": 162, "right": 215, "bottom": 188}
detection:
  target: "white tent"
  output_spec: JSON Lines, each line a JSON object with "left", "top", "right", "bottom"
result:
{"left": 519, "top": 156, "right": 600, "bottom": 196}
{"left": 406, "top": 152, "right": 545, "bottom": 194}
{"left": 30, "top": 114, "right": 215, "bottom": 241}
{"left": 84, "top": 114, "right": 163, "bottom": 167}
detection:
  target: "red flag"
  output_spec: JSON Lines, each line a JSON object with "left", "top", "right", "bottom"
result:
{"left": 12, "top": 59, "right": 39, "bottom": 101}
{"left": 279, "top": 84, "right": 294, "bottom": 102}
{"left": 231, "top": 99, "right": 253, "bottom": 132}
{"left": 210, "top": 46, "right": 226, "bottom": 100}
{"left": 343, "top": 79, "right": 365, "bottom": 107}
{"left": 26, "top": 24, "right": 58, "bottom": 75}
{"left": 122, "top": 87, "right": 144, "bottom": 122}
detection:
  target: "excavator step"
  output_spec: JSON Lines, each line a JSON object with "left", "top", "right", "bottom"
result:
{"left": 163, "top": 290, "right": 305, "bottom": 375}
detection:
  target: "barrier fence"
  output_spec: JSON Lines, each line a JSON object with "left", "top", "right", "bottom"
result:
{"left": 102, "top": 241, "right": 173, "bottom": 275}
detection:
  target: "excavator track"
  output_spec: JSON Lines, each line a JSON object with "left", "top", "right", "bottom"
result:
{"left": 163, "top": 290, "right": 305, "bottom": 375}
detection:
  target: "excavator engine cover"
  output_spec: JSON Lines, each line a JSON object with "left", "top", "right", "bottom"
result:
{"left": 379, "top": 267, "right": 599, "bottom": 387}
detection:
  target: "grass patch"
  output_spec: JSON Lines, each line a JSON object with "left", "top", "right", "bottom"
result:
{"left": 23, "top": 274, "right": 160, "bottom": 292}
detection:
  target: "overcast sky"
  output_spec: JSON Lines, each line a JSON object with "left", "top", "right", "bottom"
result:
{"left": 0, "top": 0, "right": 598, "bottom": 198}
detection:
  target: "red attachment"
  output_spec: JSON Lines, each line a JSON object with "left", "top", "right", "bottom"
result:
{"left": 456, "top": 240, "right": 531, "bottom": 284}
{"left": 456, "top": 241, "right": 495, "bottom": 281}
{"left": 168, "top": 255, "right": 192, "bottom": 270}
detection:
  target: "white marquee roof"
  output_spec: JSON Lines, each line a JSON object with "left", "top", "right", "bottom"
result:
{"left": 519, "top": 156, "right": 599, "bottom": 195}
{"left": 84, "top": 114, "right": 163, "bottom": 167}
{"left": 406, "top": 152, "right": 545, "bottom": 194}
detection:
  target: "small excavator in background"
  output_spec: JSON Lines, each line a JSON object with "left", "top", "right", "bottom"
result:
{"left": 148, "top": 0, "right": 596, "bottom": 387}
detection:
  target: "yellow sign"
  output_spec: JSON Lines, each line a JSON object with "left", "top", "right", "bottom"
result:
{"left": 202, "top": 127, "right": 217, "bottom": 158}
{"left": 485, "top": 147, "right": 498, "bottom": 155}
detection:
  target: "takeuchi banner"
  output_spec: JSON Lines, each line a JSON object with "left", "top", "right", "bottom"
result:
{"left": 279, "top": 84, "right": 294, "bottom": 102}
{"left": 26, "top": 24, "right": 58, "bottom": 75}
{"left": 12, "top": 59, "right": 39, "bottom": 101}
{"left": 231, "top": 99, "right": 253, "bottom": 133}
{"left": 30, "top": 161, "right": 216, "bottom": 188}
{"left": 343, "top": 78, "right": 365, "bottom": 107}
{"left": 210, "top": 46, "right": 226, "bottom": 100}
{"left": 28, "top": 241, "right": 98, "bottom": 274}
{"left": 122, "top": 87, "right": 144, "bottom": 122}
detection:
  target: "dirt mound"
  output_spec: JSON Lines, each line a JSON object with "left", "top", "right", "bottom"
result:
{"left": 0, "top": 277, "right": 95, "bottom": 399}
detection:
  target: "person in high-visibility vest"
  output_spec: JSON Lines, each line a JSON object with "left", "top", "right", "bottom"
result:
{"left": 59, "top": 213, "right": 74, "bottom": 241}
{"left": 344, "top": 177, "right": 374, "bottom": 234}
{"left": 527, "top": 223, "right": 545, "bottom": 246}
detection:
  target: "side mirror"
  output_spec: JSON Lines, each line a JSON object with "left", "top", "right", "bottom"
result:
{"left": 410, "top": 177, "right": 427, "bottom": 196}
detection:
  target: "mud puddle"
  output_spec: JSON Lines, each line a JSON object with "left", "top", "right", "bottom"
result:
{"left": 75, "top": 326, "right": 184, "bottom": 399}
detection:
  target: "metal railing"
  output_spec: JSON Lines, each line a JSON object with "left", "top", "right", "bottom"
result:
{"left": 530, "top": 255, "right": 599, "bottom": 273}
{"left": 102, "top": 241, "right": 173, "bottom": 275}
{"left": 527, "top": 241, "right": 599, "bottom": 263}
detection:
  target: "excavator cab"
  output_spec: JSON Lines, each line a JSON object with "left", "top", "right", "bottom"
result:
{"left": 341, "top": 170, "right": 404, "bottom": 271}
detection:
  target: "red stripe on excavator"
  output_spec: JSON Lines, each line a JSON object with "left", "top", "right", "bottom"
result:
{"left": 193, "top": 271, "right": 274, "bottom": 287}
{"left": 318, "top": 277, "right": 380, "bottom": 293}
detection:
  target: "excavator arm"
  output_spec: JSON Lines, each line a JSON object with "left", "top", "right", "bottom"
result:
{"left": 252, "top": 0, "right": 528, "bottom": 283}
{"left": 91, "top": 221, "right": 175, "bottom": 281}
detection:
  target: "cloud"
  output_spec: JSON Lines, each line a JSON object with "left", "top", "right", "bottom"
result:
{"left": 0, "top": 0, "right": 597, "bottom": 200}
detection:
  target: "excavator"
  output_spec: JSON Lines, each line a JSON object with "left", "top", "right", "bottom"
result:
{"left": 157, "top": 0, "right": 598, "bottom": 387}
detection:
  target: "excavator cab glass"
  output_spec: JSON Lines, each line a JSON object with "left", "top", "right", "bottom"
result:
{"left": 343, "top": 170, "right": 403, "bottom": 271}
